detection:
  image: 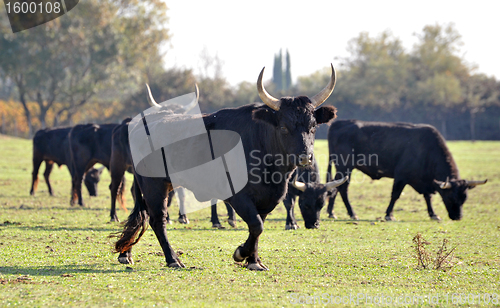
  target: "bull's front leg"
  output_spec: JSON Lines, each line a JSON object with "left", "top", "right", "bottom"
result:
{"left": 283, "top": 194, "right": 299, "bottom": 230}
{"left": 424, "top": 194, "right": 441, "bottom": 221}
{"left": 231, "top": 196, "right": 268, "bottom": 271}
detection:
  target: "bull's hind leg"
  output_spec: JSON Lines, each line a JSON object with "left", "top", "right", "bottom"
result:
{"left": 210, "top": 199, "right": 223, "bottom": 228}
{"left": 176, "top": 187, "right": 189, "bottom": 224}
{"left": 149, "top": 208, "right": 185, "bottom": 268}
{"left": 145, "top": 185, "right": 185, "bottom": 268}
{"left": 226, "top": 202, "right": 236, "bottom": 227}
{"left": 384, "top": 179, "right": 406, "bottom": 221}
{"left": 109, "top": 166, "right": 127, "bottom": 222}
{"left": 424, "top": 194, "right": 441, "bottom": 221}
{"left": 43, "top": 161, "right": 55, "bottom": 196}
{"left": 327, "top": 192, "right": 338, "bottom": 219}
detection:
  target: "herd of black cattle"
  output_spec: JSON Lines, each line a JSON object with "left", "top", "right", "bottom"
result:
{"left": 29, "top": 65, "right": 487, "bottom": 271}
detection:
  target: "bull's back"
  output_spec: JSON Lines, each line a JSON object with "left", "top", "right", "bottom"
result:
{"left": 33, "top": 127, "right": 71, "bottom": 165}
{"left": 328, "top": 120, "right": 440, "bottom": 179}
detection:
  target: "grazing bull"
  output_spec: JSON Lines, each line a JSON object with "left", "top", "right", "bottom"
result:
{"left": 114, "top": 65, "right": 342, "bottom": 270}
{"left": 30, "top": 127, "right": 104, "bottom": 197}
{"left": 68, "top": 123, "right": 123, "bottom": 207}
{"left": 283, "top": 158, "right": 346, "bottom": 230}
{"left": 326, "top": 120, "right": 487, "bottom": 221}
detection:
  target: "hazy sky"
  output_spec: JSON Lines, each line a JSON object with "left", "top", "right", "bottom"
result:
{"left": 163, "top": 0, "right": 500, "bottom": 85}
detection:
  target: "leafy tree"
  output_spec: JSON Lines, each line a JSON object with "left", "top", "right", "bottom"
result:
{"left": 0, "top": 0, "right": 169, "bottom": 135}
{"left": 462, "top": 74, "right": 499, "bottom": 140}
{"left": 272, "top": 50, "right": 283, "bottom": 92}
{"left": 410, "top": 23, "right": 469, "bottom": 137}
{"left": 285, "top": 50, "right": 292, "bottom": 91}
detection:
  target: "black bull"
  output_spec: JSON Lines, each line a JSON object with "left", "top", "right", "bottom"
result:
{"left": 114, "top": 65, "right": 339, "bottom": 270}
{"left": 68, "top": 123, "right": 127, "bottom": 209}
{"left": 30, "top": 127, "right": 104, "bottom": 197}
{"left": 283, "top": 158, "right": 346, "bottom": 229}
{"left": 326, "top": 120, "right": 487, "bottom": 221}
{"left": 109, "top": 113, "right": 236, "bottom": 226}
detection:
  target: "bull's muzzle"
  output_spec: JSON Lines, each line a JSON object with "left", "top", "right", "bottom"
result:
{"left": 298, "top": 154, "right": 313, "bottom": 166}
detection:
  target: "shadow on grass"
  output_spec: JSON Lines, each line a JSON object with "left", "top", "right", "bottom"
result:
{"left": 14, "top": 225, "right": 118, "bottom": 232}
{"left": 0, "top": 264, "right": 123, "bottom": 277}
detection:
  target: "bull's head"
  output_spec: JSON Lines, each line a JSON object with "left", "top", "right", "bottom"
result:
{"left": 292, "top": 174, "right": 348, "bottom": 228}
{"left": 84, "top": 166, "right": 105, "bottom": 197}
{"left": 253, "top": 64, "right": 338, "bottom": 167}
{"left": 434, "top": 177, "right": 487, "bottom": 220}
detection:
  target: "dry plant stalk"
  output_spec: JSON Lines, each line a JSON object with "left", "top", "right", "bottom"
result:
{"left": 412, "top": 233, "right": 458, "bottom": 271}
{"left": 412, "top": 233, "right": 432, "bottom": 269}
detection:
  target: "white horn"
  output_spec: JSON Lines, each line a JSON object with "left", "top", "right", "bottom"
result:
{"left": 325, "top": 175, "right": 348, "bottom": 191}
{"left": 257, "top": 67, "right": 281, "bottom": 111}
{"left": 291, "top": 174, "right": 307, "bottom": 192}
{"left": 310, "top": 64, "right": 337, "bottom": 108}
{"left": 183, "top": 84, "right": 199, "bottom": 113}
{"left": 146, "top": 84, "right": 161, "bottom": 108}
{"left": 467, "top": 179, "right": 488, "bottom": 187}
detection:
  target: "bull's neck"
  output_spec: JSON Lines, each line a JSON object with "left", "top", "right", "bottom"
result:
{"left": 433, "top": 149, "right": 460, "bottom": 181}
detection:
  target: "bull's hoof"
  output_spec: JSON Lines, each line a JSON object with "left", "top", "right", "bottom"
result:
{"left": 233, "top": 246, "right": 245, "bottom": 262}
{"left": 285, "top": 224, "right": 299, "bottom": 230}
{"left": 430, "top": 215, "right": 442, "bottom": 221}
{"left": 167, "top": 260, "right": 186, "bottom": 268}
{"left": 178, "top": 216, "right": 189, "bottom": 224}
{"left": 351, "top": 215, "right": 359, "bottom": 220}
{"left": 246, "top": 262, "right": 269, "bottom": 271}
{"left": 118, "top": 256, "right": 134, "bottom": 265}
{"left": 212, "top": 223, "right": 225, "bottom": 229}
{"left": 166, "top": 219, "right": 172, "bottom": 225}
{"left": 110, "top": 216, "right": 120, "bottom": 223}
{"left": 385, "top": 215, "right": 396, "bottom": 221}
{"left": 228, "top": 219, "right": 237, "bottom": 228}
{"left": 328, "top": 213, "right": 337, "bottom": 219}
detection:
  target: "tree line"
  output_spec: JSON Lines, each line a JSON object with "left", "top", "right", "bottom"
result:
{"left": 1, "top": 1, "right": 498, "bottom": 141}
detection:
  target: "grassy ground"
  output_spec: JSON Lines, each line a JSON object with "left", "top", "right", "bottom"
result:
{"left": 0, "top": 135, "right": 499, "bottom": 307}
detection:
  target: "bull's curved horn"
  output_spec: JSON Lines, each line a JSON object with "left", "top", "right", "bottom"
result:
{"left": 325, "top": 175, "right": 348, "bottom": 191}
{"left": 467, "top": 179, "right": 488, "bottom": 187}
{"left": 310, "top": 64, "right": 337, "bottom": 109}
{"left": 257, "top": 67, "right": 281, "bottom": 111}
{"left": 146, "top": 84, "right": 161, "bottom": 108}
{"left": 291, "top": 174, "right": 306, "bottom": 192}
{"left": 183, "top": 83, "right": 199, "bottom": 113}
{"left": 439, "top": 177, "right": 452, "bottom": 189}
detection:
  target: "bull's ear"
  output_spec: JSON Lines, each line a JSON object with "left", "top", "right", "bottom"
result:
{"left": 315, "top": 106, "right": 337, "bottom": 124}
{"left": 252, "top": 108, "right": 278, "bottom": 126}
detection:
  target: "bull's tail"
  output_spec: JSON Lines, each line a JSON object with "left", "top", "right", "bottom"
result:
{"left": 326, "top": 156, "right": 333, "bottom": 182}
{"left": 117, "top": 176, "right": 129, "bottom": 213}
{"left": 114, "top": 176, "right": 148, "bottom": 253}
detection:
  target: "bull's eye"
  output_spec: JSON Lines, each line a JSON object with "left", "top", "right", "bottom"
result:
{"left": 280, "top": 126, "right": 289, "bottom": 134}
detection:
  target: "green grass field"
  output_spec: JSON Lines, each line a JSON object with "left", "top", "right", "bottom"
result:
{"left": 0, "top": 135, "right": 499, "bottom": 307}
